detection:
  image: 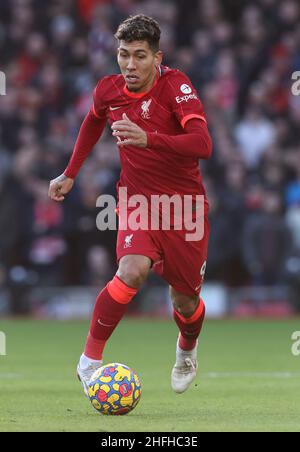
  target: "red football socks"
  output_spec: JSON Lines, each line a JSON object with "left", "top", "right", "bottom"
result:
{"left": 84, "top": 276, "right": 138, "bottom": 360}
{"left": 173, "top": 298, "right": 206, "bottom": 351}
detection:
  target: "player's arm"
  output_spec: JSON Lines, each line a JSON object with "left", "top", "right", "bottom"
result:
{"left": 146, "top": 118, "right": 212, "bottom": 159}
{"left": 111, "top": 115, "right": 212, "bottom": 159}
{"left": 49, "top": 82, "right": 107, "bottom": 202}
{"left": 48, "top": 111, "right": 106, "bottom": 202}
{"left": 63, "top": 110, "right": 107, "bottom": 180}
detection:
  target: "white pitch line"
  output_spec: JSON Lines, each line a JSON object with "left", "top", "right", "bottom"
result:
{"left": 202, "top": 372, "right": 300, "bottom": 379}
{"left": 0, "top": 373, "right": 23, "bottom": 379}
{"left": 0, "top": 372, "right": 299, "bottom": 380}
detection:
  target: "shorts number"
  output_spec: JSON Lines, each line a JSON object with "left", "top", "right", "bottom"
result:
{"left": 200, "top": 261, "right": 207, "bottom": 280}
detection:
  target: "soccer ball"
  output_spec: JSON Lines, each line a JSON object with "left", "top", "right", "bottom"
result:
{"left": 87, "top": 363, "right": 142, "bottom": 415}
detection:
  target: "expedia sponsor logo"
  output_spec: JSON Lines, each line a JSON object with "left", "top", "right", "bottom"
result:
{"left": 176, "top": 93, "right": 198, "bottom": 104}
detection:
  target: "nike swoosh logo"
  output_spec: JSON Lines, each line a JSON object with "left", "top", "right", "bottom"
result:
{"left": 97, "top": 319, "right": 115, "bottom": 327}
{"left": 109, "top": 106, "right": 122, "bottom": 111}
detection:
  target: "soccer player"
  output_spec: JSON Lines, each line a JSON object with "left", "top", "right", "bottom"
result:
{"left": 48, "top": 15, "right": 212, "bottom": 394}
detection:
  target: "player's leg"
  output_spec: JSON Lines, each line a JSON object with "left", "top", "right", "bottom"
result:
{"left": 170, "top": 287, "right": 206, "bottom": 394}
{"left": 77, "top": 254, "right": 151, "bottom": 395}
{"left": 152, "top": 216, "right": 210, "bottom": 393}
{"left": 84, "top": 254, "right": 151, "bottom": 360}
{"left": 171, "top": 287, "right": 206, "bottom": 351}
{"left": 77, "top": 222, "right": 161, "bottom": 396}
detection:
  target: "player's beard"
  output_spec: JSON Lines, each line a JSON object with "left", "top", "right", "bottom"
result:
{"left": 125, "top": 67, "right": 157, "bottom": 93}
{"left": 125, "top": 80, "right": 140, "bottom": 92}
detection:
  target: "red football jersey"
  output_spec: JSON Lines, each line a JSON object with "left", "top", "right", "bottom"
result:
{"left": 92, "top": 65, "right": 209, "bottom": 207}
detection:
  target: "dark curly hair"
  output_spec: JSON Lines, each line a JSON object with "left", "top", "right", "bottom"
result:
{"left": 115, "top": 15, "right": 161, "bottom": 53}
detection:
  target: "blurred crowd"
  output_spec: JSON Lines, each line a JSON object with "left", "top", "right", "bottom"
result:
{"left": 1, "top": 0, "right": 300, "bottom": 301}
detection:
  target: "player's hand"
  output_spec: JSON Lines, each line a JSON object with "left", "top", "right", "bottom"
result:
{"left": 48, "top": 174, "right": 74, "bottom": 202}
{"left": 111, "top": 113, "right": 147, "bottom": 148}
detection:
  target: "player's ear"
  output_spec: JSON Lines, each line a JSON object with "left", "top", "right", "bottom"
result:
{"left": 155, "top": 51, "right": 163, "bottom": 66}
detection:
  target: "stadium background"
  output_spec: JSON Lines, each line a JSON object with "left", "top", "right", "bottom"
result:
{"left": 0, "top": 0, "right": 300, "bottom": 319}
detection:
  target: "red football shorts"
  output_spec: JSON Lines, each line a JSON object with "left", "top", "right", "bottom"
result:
{"left": 116, "top": 215, "right": 210, "bottom": 297}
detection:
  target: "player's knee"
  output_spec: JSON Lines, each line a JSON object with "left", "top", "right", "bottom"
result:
{"left": 117, "top": 267, "right": 148, "bottom": 289}
{"left": 171, "top": 289, "right": 199, "bottom": 318}
{"left": 117, "top": 256, "right": 151, "bottom": 289}
{"left": 175, "top": 304, "right": 197, "bottom": 318}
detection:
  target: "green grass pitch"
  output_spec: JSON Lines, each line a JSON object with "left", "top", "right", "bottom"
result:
{"left": 0, "top": 318, "right": 300, "bottom": 432}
